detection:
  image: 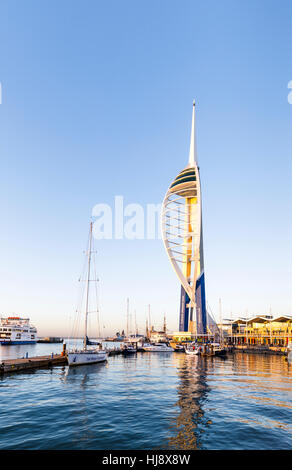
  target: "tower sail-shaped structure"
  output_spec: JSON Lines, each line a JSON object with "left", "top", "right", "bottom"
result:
{"left": 161, "top": 101, "right": 207, "bottom": 334}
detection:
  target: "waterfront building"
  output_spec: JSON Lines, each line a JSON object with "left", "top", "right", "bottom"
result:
{"left": 170, "top": 331, "right": 193, "bottom": 343}
{"left": 149, "top": 330, "right": 168, "bottom": 343}
{"left": 145, "top": 314, "right": 168, "bottom": 342}
{"left": 220, "top": 315, "right": 292, "bottom": 346}
{"left": 161, "top": 102, "right": 207, "bottom": 335}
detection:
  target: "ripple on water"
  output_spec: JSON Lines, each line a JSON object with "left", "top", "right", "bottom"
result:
{"left": 0, "top": 352, "right": 291, "bottom": 449}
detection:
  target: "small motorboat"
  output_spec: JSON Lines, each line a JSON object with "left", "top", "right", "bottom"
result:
{"left": 185, "top": 343, "right": 201, "bottom": 355}
{"left": 200, "top": 343, "right": 227, "bottom": 357}
{"left": 143, "top": 342, "right": 174, "bottom": 352}
{"left": 173, "top": 344, "right": 185, "bottom": 352}
{"left": 208, "top": 342, "right": 227, "bottom": 356}
{"left": 122, "top": 344, "right": 137, "bottom": 355}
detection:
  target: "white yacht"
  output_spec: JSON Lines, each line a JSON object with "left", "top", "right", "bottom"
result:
{"left": 0, "top": 317, "right": 37, "bottom": 345}
{"left": 67, "top": 222, "right": 108, "bottom": 367}
{"left": 185, "top": 343, "right": 200, "bottom": 355}
{"left": 143, "top": 342, "right": 174, "bottom": 352}
{"left": 67, "top": 348, "right": 107, "bottom": 366}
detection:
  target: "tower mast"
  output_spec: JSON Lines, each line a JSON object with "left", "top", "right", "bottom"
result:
{"left": 148, "top": 304, "right": 151, "bottom": 333}
{"left": 184, "top": 101, "right": 198, "bottom": 334}
{"left": 188, "top": 100, "right": 197, "bottom": 167}
{"left": 84, "top": 222, "right": 93, "bottom": 349}
{"left": 219, "top": 298, "right": 223, "bottom": 343}
{"left": 126, "top": 298, "right": 129, "bottom": 338}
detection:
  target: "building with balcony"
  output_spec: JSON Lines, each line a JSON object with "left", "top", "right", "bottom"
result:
{"left": 219, "top": 315, "right": 292, "bottom": 347}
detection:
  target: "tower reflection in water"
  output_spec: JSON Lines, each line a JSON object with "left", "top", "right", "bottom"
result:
{"left": 167, "top": 354, "right": 211, "bottom": 449}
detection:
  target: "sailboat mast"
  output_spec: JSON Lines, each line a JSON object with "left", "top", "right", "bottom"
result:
{"left": 84, "top": 222, "right": 93, "bottom": 349}
{"left": 126, "top": 298, "right": 129, "bottom": 338}
{"left": 219, "top": 298, "right": 223, "bottom": 344}
{"left": 148, "top": 304, "right": 151, "bottom": 334}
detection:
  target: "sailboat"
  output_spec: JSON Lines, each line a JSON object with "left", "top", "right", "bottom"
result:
{"left": 122, "top": 299, "right": 137, "bottom": 354}
{"left": 67, "top": 222, "right": 108, "bottom": 366}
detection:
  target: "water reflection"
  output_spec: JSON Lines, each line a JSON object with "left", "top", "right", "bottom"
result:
{"left": 64, "top": 362, "right": 107, "bottom": 387}
{"left": 167, "top": 355, "right": 211, "bottom": 449}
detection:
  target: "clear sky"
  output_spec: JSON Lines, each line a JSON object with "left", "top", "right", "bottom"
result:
{"left": 0, "top": 0, "right": 291, "bottom": 336}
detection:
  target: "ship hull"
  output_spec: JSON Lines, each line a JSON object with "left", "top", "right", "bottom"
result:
{"left": 143, "top": 346, "right": 173, "bottom": 352}
{"left": 0, "top": 340, "right": 37, "bottom": 345}
{"left": 185, "top": 349, "right": 199, "bottom": 355}
{"left": 67, "top": 351, "right": 108, "bottom": 366}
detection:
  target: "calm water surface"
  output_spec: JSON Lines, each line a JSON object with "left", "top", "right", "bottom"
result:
{"left": 0, "top": 342, "right": 291, "bottom": 449}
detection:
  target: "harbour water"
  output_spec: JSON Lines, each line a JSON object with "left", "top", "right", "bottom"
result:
{"left": 0, "top": 342, "right": 291, "bottom": 450}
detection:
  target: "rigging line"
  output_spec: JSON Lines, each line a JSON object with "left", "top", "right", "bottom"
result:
{"left": 207, "top": 302, "right": 220, "bottom": 329}
{"left": 166, "top": 206, "right": 197, "bottom": 214}
{"left": 169, "top": 256, "right": 187, "bottom": 264}
{"left": 163, "top": 206, "right": 197, "bottom": 215}
{"left": 92, "top": 238, "right": 101, "bottom": 338}
{"left": 164, "top": 229, "right": 199, "bottom": 240}
{"left": 166, "top": 240, "right": 196, "bottom": 249}
{"left": 165, "top": 239, "right": 183, "bottom": 246}
{"left": 165, "top": 222, "right": 186, "bottom": 230}
{"left": 165, "top": 229, "right": 199, "bottom": 238}
{"left": 163, "top": 210, "right": 197, "bottom": 220}
{"left": 163, "top": 208, "right": 189, "bottom": 216}
{"left": 165, "top": 231, "right": 195, "bottom": 239}
{"left": 71, "top": 225, "right": 92, "bottom": 344}
{"left": 163, "top": 215, "right": 187, "bottom": 223}
{"left": 169, "top": 248, "right": 193, "bottom": 257}
{"left": 165, "top": 199, "right": 185, "bottom": 206}
{"left": 166, "top": 238, "right": 195, "bottom": 246}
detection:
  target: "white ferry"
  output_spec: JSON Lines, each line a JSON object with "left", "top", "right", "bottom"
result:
{"left": 0, "top": 317, "right": 37, "bottom": 345}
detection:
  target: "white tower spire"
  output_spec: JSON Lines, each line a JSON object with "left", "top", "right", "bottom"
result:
{"left": 188, "top": 100, "right": 197, "bottom": 167}
{"left": 162, "top": 100, "right": 207, "bottom": 334}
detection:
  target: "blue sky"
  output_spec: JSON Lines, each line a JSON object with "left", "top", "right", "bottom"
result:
{"left": 0, "top": 0, "right": 291, "bottom": 336}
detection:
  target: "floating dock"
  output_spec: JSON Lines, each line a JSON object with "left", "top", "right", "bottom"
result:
{"left": 234, "top": 345, "right": 287, "bottom": 355}
{"left": 0, "top": 354, "right": 68, "bottom": 374}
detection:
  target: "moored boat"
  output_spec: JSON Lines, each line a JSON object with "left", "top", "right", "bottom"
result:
{"left": 200, "top": 342, "right": 226, "bottom": 356}
{"left": 122, "top": 344, "right": 137, "bottom": 355}
{"left": 0, "top": 317, "right": 37, "bottom": 345}
{"left": 142, "top": 342, "right": 173, "bottom": 352}
{"left": 67, "top": 222, "right": 108, "bottom": 367}
{"left": 185, "top": 342, "right": 201, "bottom": 355}
{"left": 213, "top": 343, "right": 227, "bottom": 356}
{"left": 67, "top": 349, "right": 107, "bottom": 366}
{"left": 173, "top": 344, "right": 185, "bottom": 352}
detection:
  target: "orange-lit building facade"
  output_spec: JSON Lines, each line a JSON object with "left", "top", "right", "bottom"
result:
{"left": 221, "top": 316, "right": 292, "bottom": 347}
